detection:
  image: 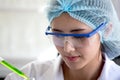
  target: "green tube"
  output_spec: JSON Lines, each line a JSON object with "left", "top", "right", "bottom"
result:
{"left": 0, "top": 57, "right": 29, "bottom": 80}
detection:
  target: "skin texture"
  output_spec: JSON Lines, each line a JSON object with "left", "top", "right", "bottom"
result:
{"left": 51, "top": 13, "right": 104, "bottom": 80}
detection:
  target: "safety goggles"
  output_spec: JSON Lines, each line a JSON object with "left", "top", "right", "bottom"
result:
{"left": 45, "top": 22, "right": 107, "bottom": 47}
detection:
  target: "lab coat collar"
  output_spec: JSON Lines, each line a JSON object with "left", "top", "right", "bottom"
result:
{"left": 98, "top": 54, "right": 114, "bottom": 80}
{"left": 54, "top": 56, "right": 64, "bottom": 80}
{"left": 40, "top": 56, "right": 64, "bottom": 80}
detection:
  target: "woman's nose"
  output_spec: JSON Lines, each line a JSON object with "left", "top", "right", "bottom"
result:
{"left": 64, "top": 40, "right": 75, "bottom": 53}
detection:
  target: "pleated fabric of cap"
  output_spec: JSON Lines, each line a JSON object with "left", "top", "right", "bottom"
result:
{"left": 46, "top": 0, "right": 120, "bottom": 59}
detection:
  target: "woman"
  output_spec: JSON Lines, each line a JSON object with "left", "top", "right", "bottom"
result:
{"left": 5, "top": 0, "right": 120, "bottom": 80}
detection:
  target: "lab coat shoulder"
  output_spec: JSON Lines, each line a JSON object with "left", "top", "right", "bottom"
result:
{"left": 99, "top": 55, "right": 120, "bottom": 80}
{"left": 5, "top": 59, "right": 57, "bottom": 80}
{"left": 107, "top": 60, "right": 120, "bottom": 79}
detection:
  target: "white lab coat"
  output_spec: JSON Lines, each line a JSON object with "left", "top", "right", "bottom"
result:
{"left": 5, "top": 54, "right": 120, "bottom": 80}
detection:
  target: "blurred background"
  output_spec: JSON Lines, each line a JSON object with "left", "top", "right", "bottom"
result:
{"left": 0, "top": 0, "right": 58, "bottom": 78}
{"left": 0, "top": 0, "right": 120, "bottom": 79}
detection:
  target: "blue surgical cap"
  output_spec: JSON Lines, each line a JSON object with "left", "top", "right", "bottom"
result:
{"left": 46, "top": 0, "right": 120, "bottom": 59}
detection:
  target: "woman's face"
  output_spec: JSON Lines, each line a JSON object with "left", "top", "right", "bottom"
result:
{"left": 51, "top": 13, "right": 101, "bottom": 70}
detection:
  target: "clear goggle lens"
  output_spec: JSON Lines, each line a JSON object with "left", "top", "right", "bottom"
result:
{"left": 48, "top": 35, "right": 93, "bottom": 47}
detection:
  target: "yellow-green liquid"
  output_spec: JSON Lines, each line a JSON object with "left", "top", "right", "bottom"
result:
{"left": 0, "top": 60, "right": 29, "bottom": 80}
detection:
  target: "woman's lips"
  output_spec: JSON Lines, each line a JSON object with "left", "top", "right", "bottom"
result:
{"left": 66, "top": 56, "right": 80, "bottom": 62}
